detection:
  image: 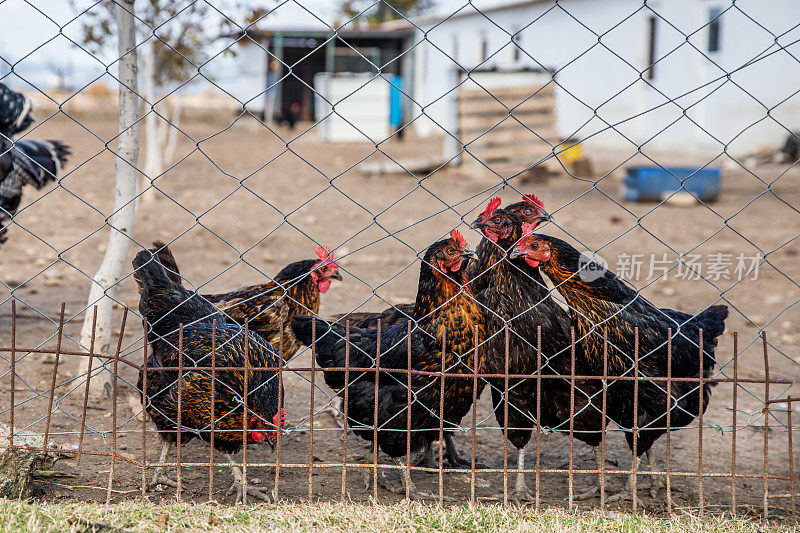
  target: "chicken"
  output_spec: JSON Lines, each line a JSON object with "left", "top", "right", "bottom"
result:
{"left": 0, "top": 83, "right": 34, "bottom": 137}
{"left": 151, "top": 242, "right": 342, "bottom": 361}
{"left": 512, "top": 229, "right": 728, "bottom": 500}
{"left": 133, "top": 246, "right": 285, "bottom": 503}
{"left": 331, "top": 194, "right": 549, "bottom": 330}
{"left": 291, "top": 230, "right": 485, "bottom": 499}
{"left": 467, "top": 193, "right": 549, "bottom": 294}
{"left": 472, "top": 197, "right": 605, "bottom": 502}
{"left": 0, "top": 83, "right": 70, "bottom": 245}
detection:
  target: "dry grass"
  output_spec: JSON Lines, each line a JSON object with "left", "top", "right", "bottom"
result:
{"left": 0, "top": 500, "right": 795, "bottom": 532}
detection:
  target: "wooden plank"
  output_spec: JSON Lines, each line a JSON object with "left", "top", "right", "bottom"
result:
{"left": 358, "top": 156, "right": 449, "bottom": 176}
{"left": 466, "top": 133, "right": 559, "bottom": 152}
{"left": 466, "top": 143, "right": 555, "bottom": 163}
{"left": 458, "top": 96, "right": 555, "bottom": 117}
{"left": 459, "top": 84, "right": 554, "bottom": 103}
{"left": 458, "top": 114, "right": 556, "bottom": 135}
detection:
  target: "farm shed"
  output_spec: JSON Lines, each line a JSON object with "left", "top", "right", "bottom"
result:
{"left": 410, "top": 0, "right": 800, "bottom": 156}
{"left": 220, "top": 26, "right": 414, "bottom": 125}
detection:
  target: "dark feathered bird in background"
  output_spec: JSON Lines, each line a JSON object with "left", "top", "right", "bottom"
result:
{"left": 292, "top": 230, "right": 485, "bottom": 498}
{"left": 133, "top": 246, "right": 284, "bottom": 503}
{"left": 513, "top": 229, "right": 728, "bottom": 500}
{"left": 0, "top": 83, "right": 70, "bottom": 246}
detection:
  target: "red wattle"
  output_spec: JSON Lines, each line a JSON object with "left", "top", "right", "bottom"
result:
{"left": 251, "top": 431, "right": 266, "bottom": 443}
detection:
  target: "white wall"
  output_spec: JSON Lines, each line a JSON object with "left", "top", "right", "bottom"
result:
{"left": 413, "top": 0, "right": 800, "bottom": 155}
{"left": 314, "top": 73, "right": 391, "bottom": 142}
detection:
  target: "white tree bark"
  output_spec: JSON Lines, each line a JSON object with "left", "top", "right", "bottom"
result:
{"left": 139, "top": 43, "right": 160, "bottom": 205}
{"left": 78, "top": 0, "right": 140, "bottom": 399}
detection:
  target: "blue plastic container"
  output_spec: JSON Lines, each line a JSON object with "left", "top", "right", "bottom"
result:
{"left": 623, "top": 166, "right": 721, "bottom": 202}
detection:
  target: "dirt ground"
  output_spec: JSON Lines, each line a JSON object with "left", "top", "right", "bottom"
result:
{"left": 0, "top": 112, "right": 798, "bottom": 519}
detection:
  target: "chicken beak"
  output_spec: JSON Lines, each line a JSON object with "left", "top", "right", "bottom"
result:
{"left": 461, "top": 248, "right": 478, "bottom": 260}
{"left": 535, "top": 210, "right": 551, "bottom": 224}
{"left": 331, "top": 271, "right": 343, "bottom": 281}
{"left": 508, "top": 248, "right": 525, "bottom": 259}
{"left": 471, "top": 218, "right": 488, "bottom": 229}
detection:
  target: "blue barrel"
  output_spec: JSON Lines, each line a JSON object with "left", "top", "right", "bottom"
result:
{"left": 623, "top": 166, "right": 721, "bottom": 202}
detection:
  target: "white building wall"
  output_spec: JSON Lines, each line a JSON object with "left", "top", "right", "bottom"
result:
{"left": 413, "top": 0, "right": 800, "bottom": 155}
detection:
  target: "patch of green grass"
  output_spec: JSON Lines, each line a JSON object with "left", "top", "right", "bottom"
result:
{"left": 0, "top": 500, "right": 794, "bottom": 532}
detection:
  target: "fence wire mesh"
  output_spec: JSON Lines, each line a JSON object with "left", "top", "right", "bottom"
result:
{"left": 0, "top": 0, "right": 798, "bottom": 519}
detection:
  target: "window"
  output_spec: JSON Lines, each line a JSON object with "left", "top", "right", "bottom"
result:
{"left": 513, "top": 32, "right": 522, "bottom": 62}
{"left": 646, "top": 16, "right": 657, "bottom": 80}
{"left": 480, "top": 35, "right": 488, "bottom": 63}
{"left": 708, "top": 8, "right": 721, "bottom": 52}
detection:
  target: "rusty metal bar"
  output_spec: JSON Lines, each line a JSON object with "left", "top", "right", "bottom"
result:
{"left": 631, "top": 327, "right": 639, "bottom": 513}
{"left": 77, "top": 306, "right": 98, "bottom": 467}
{"left": 373, "top": 319, "right": 381, "bottom": 502}
{"left": 176, "top": 323, "right": 184, "bottom": 501}
{"left": 140, "top": 317, "right": 148, "bottom": 497}
{"left": 209, "top": 319, "right": 217, "bottom": 501}
{"left": 503, "top": 324, "right": 510, "bottom": 506}
{"left": 666, "top": 328, "right": 673, "bottom": 513}
{"left": 242, "top": 320, "right": 251, "bottom": 505}
{"left": 535, "top": 325, "right": 542, "bottom": 511}
{"left": 308, "top": 318, "right": 316, "bottom": 502}
{"left": 341, "top": 320, "right": 350, "bottom": 500}
{"left": 698, "top": 329, "right": 704, "bottom": 515}
{"left": 568, "top": 327, "right": 575, "bottom": 510}
{"left": 439, "top": 326, "right": 446, "bottom": 504}
{"left": 600, "top": 326, "right": 608, "bottom": 511}
{"left": 731, "top": 332, "right": 738, "bottom": 518}
{"left": 42, "top": 303, "right": 65, "bottom": 455}
{"left": 274, "top": 317, "right": 284, "bottom": 499}
{"left": 105, "top": 307, "right": 127, "bottom": 504}
{"left": 470, "top": 327, "right": 478, "bottom": 504}
{"left": 406, "top": 320, "right": 412, "bottom": 501}
{"left": 9, "top": 300, "right": 16, "bottom": 452}
{"left": 788, "top": 395, "right": 796, "bottom": 518}
{"left": 762, "top": 330, "right": 770, "bottom": 519}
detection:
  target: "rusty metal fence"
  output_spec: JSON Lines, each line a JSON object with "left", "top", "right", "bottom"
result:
{"left": 0, "top": 300, "right": 797, "bottom": 519}
{"left": 0, "top": 0, "right": 799, "bottom": 521}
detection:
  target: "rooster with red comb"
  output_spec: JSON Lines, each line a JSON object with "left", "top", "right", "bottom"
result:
{"left": 150, "top": 241, "right": 342, "bottom": 362}
{"left": 292, "top": 229, "right": 486, "bottom": 498}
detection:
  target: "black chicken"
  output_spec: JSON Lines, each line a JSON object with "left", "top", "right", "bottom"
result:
{"left": 513, "top": 229, "right": 728, "bottom": 499}
{"left": 472, "top": 197, "right": 605, "bottom": 502}
{"left": 0, "top": 83, "right": 70, "bottom": 246}
{"left": 133, "top": 247, "right": 284, "bottom": 503}
{"left": 292, "top": 230, "right": 485, "bottom": 498}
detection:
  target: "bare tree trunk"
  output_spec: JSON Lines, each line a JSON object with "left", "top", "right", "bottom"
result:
{"left": 162, "top": 97, "right": 182, "bottom": 165}
{"left": 78, "top": 0, "right": 140, "bottom": 399}
{"left": 140, "top": 43, "right": 160, "bottom": 205}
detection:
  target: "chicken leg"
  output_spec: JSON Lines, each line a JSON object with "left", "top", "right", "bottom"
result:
{"left": 606, "top": 449, "right": 660, "bottom": 502}
{"left": 512, "top": 448, "right": 535, "bottom": 503}
{"left": 443, "top": 434, "right": 488, "bottom": 469}
{"left": 380, "top": 457, "right": 436, "bottom": 500}
{"left": 148, "top": 441, "right": 178, "bottom": 489}
{"left": 224, "top": 453, "right": 272, "bottom": 504}
{"left": 576, "top": 446, "right": 608, "bottom": 500}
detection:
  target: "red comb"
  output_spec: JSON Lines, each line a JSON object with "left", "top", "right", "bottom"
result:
{"left": 449, "top": 229, "right": 467, "bottom": 247}
{"left": 521, "top": 222, "right": 538, "bottom": 236}
{"left": 479, "top": 197, "right": 502, "bottom": 219}
{"left": 273, "top": 408, "right": 286, "bottom": 427}
{"left": 315, "top": 245, "right": 339, "bottom": 268}
{"left": 523, "top": 193, "right": 544, "bottom": 208}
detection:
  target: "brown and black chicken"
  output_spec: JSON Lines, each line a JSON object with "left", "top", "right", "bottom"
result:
{"left": 151, "top": 242, "right": 342, "bottom": 361}
{"left": 291, "top": 230, "right": 485, "bottom": 499}
{"left": 472, "top": 197, "right": 606, "bottom": 502}
{"left": 133, "top": 246, "right": 285, "bottom": 503}
{"left": 513, "top": 229, "right": 728, "bottom": 500}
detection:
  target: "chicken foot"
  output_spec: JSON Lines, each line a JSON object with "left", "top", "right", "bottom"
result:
{"left": 605, "top": 450, "right": 660, "bottom": 502}
{"left": 224, "top": 453, "right": 272, "bottom": 504}
{"left": 148, "top": 441, "right": 178, "bottom": 490}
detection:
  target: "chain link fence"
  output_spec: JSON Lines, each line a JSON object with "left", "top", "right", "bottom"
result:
{"left": 0, "top": 0, "right": 798, "bottom": 518}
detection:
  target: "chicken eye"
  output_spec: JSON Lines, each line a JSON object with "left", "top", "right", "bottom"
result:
{"left": 530, "top": 242, "right": 539, "bottom": 251}
{"left": 492, "top": 216, "right": 502, "bottom": 224}
{"left": 524, "top": 208, "right": 532, "bottom": 215}
{"left": 446, "top": 247, "right": 456, "bottom": 255}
